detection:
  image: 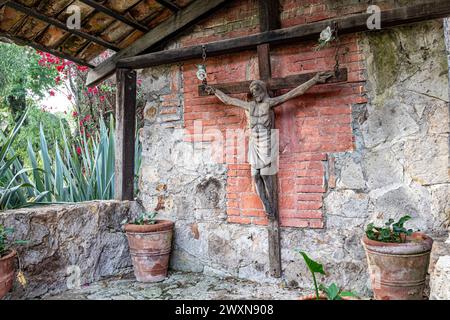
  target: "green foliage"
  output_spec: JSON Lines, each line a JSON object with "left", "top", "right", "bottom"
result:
{"left": 132, "top": 212, "right": 157, "bottom": 225}
{"left": 3, "top": 105, "right": 70, "bottom": 167}
{"left": 0, "top": 224, "right": 29, "bottom": 257}
{"left": 299, "top": 251, "right": 325, "bottom": 300}
{"left": 0, "top": 43, "right": 58, "bottom": 120}
{"left": 299, "top": 251, "right": 357, "bottom": 300}
{"left": 0, "top": 224, "right": 14, "bottom": 257}
{"left": 28, "top": 117, "right": 116, "bottom": 202}
{"left": 26, "top": 116, "right": 141, "bottom": 203}
{"left": 365, "top": 215, "right": 415, "bottom": 243}
{"left": 0, "top": 111, "right": 49, "bottom": 210}
{"left": 319, "top": 283, "right": 357, "bottom": 301}
{"left": 1, "top": 110, "right": 141, "bottom": 209}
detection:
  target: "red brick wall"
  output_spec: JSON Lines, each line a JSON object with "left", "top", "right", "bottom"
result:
{"left": 181, "top": 0, "right": 367, "bottom": 228}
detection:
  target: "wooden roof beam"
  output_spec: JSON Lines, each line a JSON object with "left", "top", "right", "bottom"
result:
{"left": 86, "top": 0, "right": 228, "bottom": 87}
{"left": 155, "top": 0, "right": 181, "bottom": 12}
{"left": 6, "top": 0, "right": 120, "bottom": 52}
{"left": 117, "top": 0, "right": 450, "bottom": 69}
{"left": 0, "top": 31, "right": 94, "bottom": 68}
{"left": 78, "top": 0, "right": 149, "bottom": 33}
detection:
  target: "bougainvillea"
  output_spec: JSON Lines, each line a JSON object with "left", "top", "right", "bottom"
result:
{"left": 36, "top": 49, "right": 146, "bottom": 141}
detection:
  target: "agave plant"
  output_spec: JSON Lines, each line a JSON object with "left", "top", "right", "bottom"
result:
{"left": 0, "top": 111, "right": 49, "bottom": 210}
{"left": 1, "top": 111, "right": 141, "bottom": 209}
{"left": 27, "top": 116, "right": 141, "bottom": 203}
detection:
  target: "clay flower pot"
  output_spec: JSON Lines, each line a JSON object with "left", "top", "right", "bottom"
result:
{"left": 124, "top": 220, "right": 174, "bottom": 283}
{"left": 362, "top": 232, "right": 433, "bottom": 300}
{"left": 0, "top": 250, "right": 16, "bottom": 299}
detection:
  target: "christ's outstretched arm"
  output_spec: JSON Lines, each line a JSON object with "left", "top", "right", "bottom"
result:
{"left": 205, "top": 86, "right": 250, "bottom": 110}
{"left": 269, "top": 71, "right": 333, "bottom": 108}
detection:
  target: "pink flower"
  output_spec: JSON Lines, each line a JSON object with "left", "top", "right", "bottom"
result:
{"left": 99, "top": 95, "right": 105, "bottom": 102}
{"left": 49, "top": 90, "right": 55, "bottom": 97}
{"left": 88, "top": 87, "right": 99, "bottom": 95}
{"left": 77, "top": 65, "right": 89, "bottom": 72}
{"left": 84, "top": 114, "right": 91, "bottom": 122}
{"left": 76, "top": 147, "right": 82, "bottom": 156}
{"left": 72, "top": 111, "right": 78, "bottom": 117}
{"left": 55, "top": 76, "right": 61, "bottom": 84}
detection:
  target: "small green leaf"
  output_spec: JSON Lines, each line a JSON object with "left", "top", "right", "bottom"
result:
{"left": 299, "top": 251, "right": 325, "bottom": 275}
{"left": 326, "top": 283, "right": 340, "bottom": 300}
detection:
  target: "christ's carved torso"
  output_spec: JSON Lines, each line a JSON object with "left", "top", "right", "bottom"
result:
{"left": 248, "top": 101, "right": 273, "bottom": 131}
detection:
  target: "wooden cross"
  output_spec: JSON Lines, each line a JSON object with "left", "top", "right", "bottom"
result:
{"left": 197, "top": 0, "right": 347, "bottom": 278}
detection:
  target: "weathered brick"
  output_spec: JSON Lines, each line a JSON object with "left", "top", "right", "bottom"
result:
{"left": 181, "top": 0, "right": 366, "bottom": 229}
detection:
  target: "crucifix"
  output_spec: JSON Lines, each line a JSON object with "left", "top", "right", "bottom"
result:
{"left": 197, "top": 0, "right": 347, "bottom": 278}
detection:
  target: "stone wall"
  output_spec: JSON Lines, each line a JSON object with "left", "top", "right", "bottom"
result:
{"left": 429, "top": 17, "right": 450, "bottom": 301}
{"left": 138, "top": 0, "right": 449, "bottom": 297}
{"left": 0, "top": 201, "right": 135, "bottom": 299}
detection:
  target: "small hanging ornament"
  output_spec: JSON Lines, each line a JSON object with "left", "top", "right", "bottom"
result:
{"left": 315, "top": 25, "right": 336, "bottom": 51}
{"left": 196, "top": 45, "right": 208, "bottom": 85}
{"left": 196, "top": 64, "right": 207, "bottom": 83}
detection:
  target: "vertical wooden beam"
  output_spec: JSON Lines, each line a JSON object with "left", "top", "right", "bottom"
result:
{"left": 258, "top": 0, "right": 280, "bottom": 32}
{"left": 258, "top": 0, "right": 282, "bottom": 278}
{"left": 115, "top": 68, "right": 137, "bottom": 201}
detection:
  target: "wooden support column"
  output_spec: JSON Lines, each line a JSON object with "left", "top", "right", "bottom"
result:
{"left": 115, "top": 68, "right": 137, "bottom": 201}
{"left": 258, "top": 0, "right": 282, "bottom": 278}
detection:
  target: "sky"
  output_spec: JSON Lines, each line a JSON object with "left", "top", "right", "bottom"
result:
{"left": 40, "top": 85, "right": 73, "bottom": 114}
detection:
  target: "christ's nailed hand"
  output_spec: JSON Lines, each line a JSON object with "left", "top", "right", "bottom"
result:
{"left": 315, "top": 71, "right": 334, "bottom": 84}
{"left": 204, "top": 85, "right": 216, "bottom": 95}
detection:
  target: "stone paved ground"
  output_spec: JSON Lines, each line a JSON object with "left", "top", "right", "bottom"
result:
{"left": 43, "top": 271, "right": 302, "bottom": 300}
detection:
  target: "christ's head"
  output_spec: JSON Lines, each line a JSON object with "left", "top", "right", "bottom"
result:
{"left": 250, "top": 80, "right": 268, "bottom": 103}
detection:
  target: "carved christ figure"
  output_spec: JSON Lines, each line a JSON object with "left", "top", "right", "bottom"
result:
{"left": 205, "top": 71, "right": 332, "bottom": 218}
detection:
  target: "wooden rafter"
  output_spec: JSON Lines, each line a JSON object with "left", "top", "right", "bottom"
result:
{"left": 155, "top": 0, "right": 181, "bottom": 12}
{"left": 0, "top": 31, "right": 94, "bottom": 68}
{"left": 86, "top": 0, "right": 228, "bottom": 87}
{"left": 117, "top": 0, "right": 450, "bottom": 69}
{"left": 6, "top": 0, "right": 120, "bottom": 52}
{"left": 78, "top": 0, "right": 149, "bottom": 33}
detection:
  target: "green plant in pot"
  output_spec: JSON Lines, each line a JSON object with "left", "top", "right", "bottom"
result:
{"left": 362, "top": 215, "right": 433, "bottom": 300}
{"left": 298, "top": 251, "right": 357, "bottom": 300}
{"left": 123, "top": 211, "right": 174, "bottom": 283}
{"left": 0, "top": 224, "right": 27, "bottom": 299}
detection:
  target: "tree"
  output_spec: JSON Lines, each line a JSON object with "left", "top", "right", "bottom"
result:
{"left": 0, "top": 42, "right": 58, "bottom": 121}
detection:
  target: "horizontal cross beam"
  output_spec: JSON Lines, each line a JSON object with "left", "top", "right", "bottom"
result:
{"left": 6, "top": 0, "right": 120, "bottom": 52}
{"left": 118, "top": 0, "right": 450, "bottom": 69}
{"left": 198, "top": 68, "right": 348, "bottom": 96}
{"left": 79, "top": 0, "right": 149, "bottom": 33}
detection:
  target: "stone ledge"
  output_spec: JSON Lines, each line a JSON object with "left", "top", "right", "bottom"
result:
{"left": 0, "top": 200, "right": 137, "bottom": 299}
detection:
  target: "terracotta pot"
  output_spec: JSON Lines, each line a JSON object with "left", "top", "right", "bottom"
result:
{"left": 0, "top": 250, "right": 16, "bottom": 299}
{"left": 362, "top": 232, "right": 433, "bottom": 300}
{"left": 298, "top": 294, "right": 328, "bottom": 300}
{"left": 124, "top": 220, "right": 174, "bottom": 283}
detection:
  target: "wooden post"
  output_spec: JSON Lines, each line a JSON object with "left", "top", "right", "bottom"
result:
{"left": 115, "top": 68, "right": 137, "bottom": 201}
{"left": 258, "top": 0, "right": 282, "bottom": 278}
